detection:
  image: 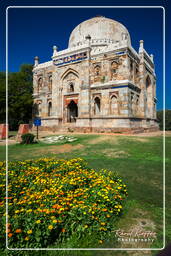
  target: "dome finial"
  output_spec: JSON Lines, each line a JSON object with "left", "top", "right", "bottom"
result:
{"left": 34, "top": 56, "right": 39, "bottom": 66}
{"left": 139, "top": 40, "right": 144, "bottom": 53}
{"left": 95, "top": 15, "right": 105, "bottom": 18}
{"left": 150, "top": 54, "right": 154, "bottom": 62}
{"left": 53, "top": 45, "right": 58, "bottom": 56}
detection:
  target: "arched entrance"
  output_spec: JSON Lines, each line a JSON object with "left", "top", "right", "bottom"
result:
{"left": 94, "top": 97, "right": 101, "bottom": 115}
{"left": 67, "top": 100, "right": 78, "bottom": 122}
{"left": 48, "top": 102, "right": 52, "bottom": 116}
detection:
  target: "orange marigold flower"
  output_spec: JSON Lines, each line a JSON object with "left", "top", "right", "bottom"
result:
{"left": 102, "top": 208, "right": 107, "bottom": 212}
{"left": 8, "top": 233, "right": 13, "bottom": 238}
{"left": 15, "top": 229, "right": 22, "bottom": 233}
{"left": 61, "top": 228, "right": 66, "bottom": 233}
{"left": 52, "top": 204, "right": 60, "bottom": 209}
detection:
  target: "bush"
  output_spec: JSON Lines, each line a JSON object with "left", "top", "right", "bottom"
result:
{"left": 0, "top": 158, "right": 128, "bottom": 248}
{"left": 157, "top": 110, "right": 171, "bottom": 130}
{"left": 21, "top": 133, "right": 35, "bottom": 144}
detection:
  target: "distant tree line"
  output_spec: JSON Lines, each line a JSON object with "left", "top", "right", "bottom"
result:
{"left": 0, "top": 64, "right": 33, "bottom": 130}
{"left": 157, "top": 110, "right": 171, "bottom": 131}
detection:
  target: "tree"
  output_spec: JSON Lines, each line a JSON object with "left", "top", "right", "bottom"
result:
{"left": 157, "top": 110, "right": 171, "bottom": 131}
{"left": 0, "top": 72, "right": 6, "bottom": 124}
{"left": 0, "top": 64, "right": 33, "bottom": 130}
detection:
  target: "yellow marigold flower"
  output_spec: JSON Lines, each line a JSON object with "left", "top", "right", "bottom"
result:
{"left": 99, "top": 240, "right": 103, "bottom": 244}
{"left": 26, "top": 209, "right": 32, "bottom": 213}
{"left": 99, "top": 227, "right": 107, "bottom": 231}
{"left": 25, "top": 236, "right": 29, "bottom": 241}
{"left": 15, "top": 210, "right": 20, "bottom": 214}
{"left": 27, "top": 230, "right": 32, "bottom": 234}
{"left": 52, "top": 219, "right": 57, "bottom": 223}
{"left": 36, "top": 220, "right": 41, "bottom": 224}
{"left": 48, "top": 225, "right": 53, "bottom": 230}
{"left": 84, "top": 225, "right": 88, "bottom": 228}
{"left": 101, "top": 222, "right": 106, "bottom": 226}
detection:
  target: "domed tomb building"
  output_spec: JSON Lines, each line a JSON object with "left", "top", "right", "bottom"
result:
{"left": 33, "top": 16, "right": 158, "bottom": 132}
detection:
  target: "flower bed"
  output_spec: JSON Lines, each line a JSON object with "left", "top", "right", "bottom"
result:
{"left": 0, "top": 158, "right": 128, "bottom": 248}
{"left": 41, "top": 135, "right": 77, "bottom": 144}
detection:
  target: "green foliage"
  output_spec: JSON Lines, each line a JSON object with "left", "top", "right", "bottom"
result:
{"left": 21, "top": 133, "right": 35, "bottom": 144}
{"left": 157, "top": 109, "right": 171, "bottom": 130}
{"left": 0, "top": 72, "right": 6, "bottom": 123}
{"left": 0, "top": 64, "right": 33, "bottom": 130}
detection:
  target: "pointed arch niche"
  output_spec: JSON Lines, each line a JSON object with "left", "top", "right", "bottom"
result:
{"left": 48, "top": 101, "right": 52, "bottom": 116}
{"left": 110, "top": 94, "right": 119, "bottom": 115}
{"left": 94, "top": 96, "right": 101, "bottom": 115}
{"left": 61, "top": 69, "right": 80, "bottom": 94}
{"left": 37, "top": 77, "right": 43, "bottom": 93}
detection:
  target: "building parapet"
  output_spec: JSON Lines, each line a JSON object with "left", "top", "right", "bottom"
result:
{"left": 127, "top": 46, "right": 140, "bottom": 63}
{"left": 143, "top": 49, "right": 154, "bottom": 68}
{"left": 33, "top": 61, "right": 53, "bottom": 70}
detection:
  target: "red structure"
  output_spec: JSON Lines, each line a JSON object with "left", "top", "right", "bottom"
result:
{"left": 18, "top": 124, "right": 30, "bottom": 135}
{"left": 17, "top": 124, "right": 30, "bottom": 141}
{"left": 0, "top": 124, "right": 8, "bottom": 139}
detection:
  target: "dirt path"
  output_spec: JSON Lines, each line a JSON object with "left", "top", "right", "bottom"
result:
{"left": 35, "top": 130, "right": 168, "bottom": 137}
{"left": 34, "top": 143, "right": 84, "bottom": 156}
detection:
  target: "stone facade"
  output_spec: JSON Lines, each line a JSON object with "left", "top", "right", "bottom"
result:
{"left": 32, "top": 16, "right": 158, "bottom": 133}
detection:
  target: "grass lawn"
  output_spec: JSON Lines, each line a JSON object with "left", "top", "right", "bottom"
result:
{"left": 0, "top": 133, "right": 170, "bottom": 256}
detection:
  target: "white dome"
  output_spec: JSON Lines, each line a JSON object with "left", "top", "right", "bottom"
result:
{"left": 68, "top": 16, "right": 131, "bottom": 48}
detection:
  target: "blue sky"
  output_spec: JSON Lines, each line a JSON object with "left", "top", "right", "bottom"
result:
{"left": 1, "top": 0, "right": 170, "bottom": 110}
